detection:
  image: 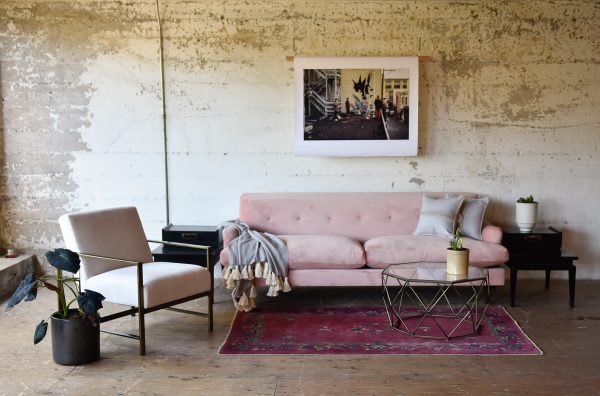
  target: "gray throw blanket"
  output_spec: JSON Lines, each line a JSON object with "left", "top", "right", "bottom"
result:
{"left": 221, "top": 220, "right": 290, "bottom": 312}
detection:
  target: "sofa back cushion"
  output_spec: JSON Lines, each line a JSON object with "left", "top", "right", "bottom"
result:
{"left": 239, "top": 192, "right": 477, "bottom": 243}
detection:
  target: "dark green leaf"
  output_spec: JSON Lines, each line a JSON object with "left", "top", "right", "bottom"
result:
{"left": 34, "top": 320, "right": 48, "bottom": 344}
{"left": 45, "top": 248, "right": 81, "bottom": 273}
{"left": 77, "top": 289, "right": 105, "bottom": 319}
{"left": 5, "top": 273, "right": 38, "bottom": 311}
{"left": 25, "top": 283, "right": 38, "bottom": 301}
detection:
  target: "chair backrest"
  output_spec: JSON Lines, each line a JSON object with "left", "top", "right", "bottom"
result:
{"left": 59, "top": 207, "right": 153, "bottom": 287}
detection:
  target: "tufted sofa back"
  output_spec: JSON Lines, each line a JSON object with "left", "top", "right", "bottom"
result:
{"left": 239, "top": 192, "right": 478, "bottom": 243}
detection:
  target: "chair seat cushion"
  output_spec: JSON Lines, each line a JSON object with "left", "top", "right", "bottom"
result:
{"left": 279, "top": 234, "right": 366, "bottom": 269}
{"left": 86, "top": 262, "right": 211, "bottom": 309}
{"left": 364, "top": 235, "right": 508, "bottom": 269}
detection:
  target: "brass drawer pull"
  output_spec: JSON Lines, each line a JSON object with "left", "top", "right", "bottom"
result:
{"left": 182, "top": 232, "right": 199, "bottom": 239}
{"left": 524, "top": 235, "right": 542, "bottom": 241}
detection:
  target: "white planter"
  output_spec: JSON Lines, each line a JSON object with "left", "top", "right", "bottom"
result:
{"left": 515, "top": 202, "right": 538, "bottom": 232}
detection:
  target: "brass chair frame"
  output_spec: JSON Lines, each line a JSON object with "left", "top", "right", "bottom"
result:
{"left": 79, "top": 240, "right": 213, "bottom": 355}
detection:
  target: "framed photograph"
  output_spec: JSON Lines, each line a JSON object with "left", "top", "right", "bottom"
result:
{"left": 294, "top": 56, "right": 419, "bottom": 157}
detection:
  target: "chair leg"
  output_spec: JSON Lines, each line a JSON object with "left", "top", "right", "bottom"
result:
{"left": 138, "top": 307, "right": 146, "bottom": 355}
{"left": 208, "top": 293, "right": 214, "bottom": 332}
{"left": 136, "top": 262, "right": 146, "bottom": 355}
{"left": 207, "top": 251, "right": 214, "bottom": 332}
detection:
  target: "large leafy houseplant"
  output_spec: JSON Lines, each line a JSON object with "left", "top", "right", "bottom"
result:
{"left": 5, "top": 248, "right": 105, "bottom": 345}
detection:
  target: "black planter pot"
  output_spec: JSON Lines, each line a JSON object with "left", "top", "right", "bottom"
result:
{"left": 51, "top": 310, "right": 100, "bottom": 365}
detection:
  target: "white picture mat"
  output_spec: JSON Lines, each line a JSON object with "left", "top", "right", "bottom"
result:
{"left": 294, "top": 56, "right": 419, "bottom": 157}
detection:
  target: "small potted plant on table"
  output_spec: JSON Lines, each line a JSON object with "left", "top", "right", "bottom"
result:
{"left": 447, "top": 228, "right": 469, "bottom": 275}
{"left": 5, "top": 248, "right": 105, "bottom": 365}
{"left": 516, "top": 195, "right": 538, "bottom": 232}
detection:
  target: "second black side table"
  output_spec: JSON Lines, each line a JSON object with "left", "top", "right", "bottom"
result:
{"left": 502, "top": 226, "right": 578, "bottom": 307}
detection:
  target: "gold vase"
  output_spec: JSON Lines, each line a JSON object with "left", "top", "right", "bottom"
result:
{"left": 447, "top": 248, "right": 469, "bottom": 275}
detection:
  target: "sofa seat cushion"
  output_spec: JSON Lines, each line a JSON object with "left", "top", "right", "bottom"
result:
{"left": 220, "top": 235, "right": 366, "bottom": 270}
{"left": 279, "top": 235, "right": 366, "bottom": 269}
{"left": 364, "top": 235, "right": 508, "bottom": 269}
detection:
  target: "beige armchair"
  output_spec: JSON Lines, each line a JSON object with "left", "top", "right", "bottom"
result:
{"left": 59, "top": 207, "right": 213, "bottom": 355}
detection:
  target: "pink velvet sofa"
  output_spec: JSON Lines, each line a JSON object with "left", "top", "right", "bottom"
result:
{"left": 220, "top": 192, "right": 508, "bottom": 286}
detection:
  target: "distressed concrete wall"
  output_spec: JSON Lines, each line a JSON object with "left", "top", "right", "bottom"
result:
{"left": 0, "top": 1, "right": 599, "bottom": 277}
{"left": 0, "top": 1, "right": 166, "bottom": 264}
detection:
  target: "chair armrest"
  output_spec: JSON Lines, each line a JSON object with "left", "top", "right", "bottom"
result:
{"left": 222, "top": 227, "right": 240, "bottom": 248}
{"left": 148, "top": 239, "right": 213, "bottom": 273}
{"left": 481, "top": 225, "right": 503, "bottom": 245}
{"left": 148, "top": 239, "right": 210, "bottom": 250}
{"left": 79, "top": 252, "right": 141, "bottom": 265}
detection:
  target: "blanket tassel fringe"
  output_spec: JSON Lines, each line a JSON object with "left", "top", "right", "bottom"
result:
{"left": 226, "top": 262, "right": 292, "bottom": 311}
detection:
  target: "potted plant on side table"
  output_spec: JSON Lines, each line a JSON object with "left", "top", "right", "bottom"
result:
{"left": 447, "top": 228, "right": 469, "bottom": 275}
{"left": 5, "top": 248, "right": 105, "bottom": 365}
{"left": 516, "top": 195, "right": 538, "bottom": 232}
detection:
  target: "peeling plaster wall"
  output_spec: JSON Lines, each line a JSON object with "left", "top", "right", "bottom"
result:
{"left": 1, "top": 1, "right": 599, "bottom": 277}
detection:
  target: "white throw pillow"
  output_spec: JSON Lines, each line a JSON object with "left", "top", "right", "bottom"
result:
{"left": 413, "top": 195, "right": 464, "bottom": 237}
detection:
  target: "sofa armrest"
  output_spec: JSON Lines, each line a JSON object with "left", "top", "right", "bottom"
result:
{"left": 482, "top": 224, "right": 503, "bottom": 245}
{"left": 223, "top": 227, "right": 240, "bottom": 248}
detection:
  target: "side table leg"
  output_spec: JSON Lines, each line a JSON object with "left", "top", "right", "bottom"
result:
{"left": 545, "top": 270, "right": 551, "bottom": 289}
{"left": 569, "top": 264, "right": 576, "bottom": 307}
{"left": 510, "top": 266, "right": 518, "bottom": 307}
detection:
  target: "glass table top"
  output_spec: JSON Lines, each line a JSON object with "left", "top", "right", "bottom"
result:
{"left": 382, "top": 263, "right": 488, "bottom": 284}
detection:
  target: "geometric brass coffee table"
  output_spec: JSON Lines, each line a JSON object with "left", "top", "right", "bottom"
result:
{"left": 382, "top": 264, "right": 490, "bottom": 340}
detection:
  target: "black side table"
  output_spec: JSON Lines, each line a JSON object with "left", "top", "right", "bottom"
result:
{"left": 502, "top": 227, "right": 578, "bottom": 307}
{"left": 152, "top": 245, "right": 222, "bottom": 268}
{"left": 152, "top": 224, "right": 223, "bottom": 267}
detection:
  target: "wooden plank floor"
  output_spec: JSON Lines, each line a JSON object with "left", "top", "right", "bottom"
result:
{"left": 1, "top": 279, "right": 599, "bottom": 395}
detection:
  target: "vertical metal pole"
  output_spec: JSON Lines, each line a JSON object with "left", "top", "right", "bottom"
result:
{"left": 156, "top": 0, "right": 169, "bottom": 225}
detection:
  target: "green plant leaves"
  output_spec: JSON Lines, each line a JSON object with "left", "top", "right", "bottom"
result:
{"left": 449, "top": 228, "right": 463, "bottom": 250}
{"left": 77, "top": 289, "right": 105, "bottom": 320}
{"left": 517, "top": 195, "right": 535, "bottom": 203}
{"left": 5, "top": 273, "right": 38, "bottom": 311}
{"left": 34, "top": 320, "right": 48, "bottom": 344}
{"left": 45, "top": 248, "right": 81, "bottom": 273}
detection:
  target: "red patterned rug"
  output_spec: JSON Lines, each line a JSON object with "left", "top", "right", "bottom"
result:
{"left": 219, "top": 306, "right": 542, "bottom": 355}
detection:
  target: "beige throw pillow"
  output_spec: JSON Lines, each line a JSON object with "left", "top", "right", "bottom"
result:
{"left": 448, "top": 194, "right": 489, "bottom": 240}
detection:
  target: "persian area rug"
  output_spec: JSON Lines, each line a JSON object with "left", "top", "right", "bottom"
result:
{"left": 218, "top": 306, "right": 542, "bottom": 355}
